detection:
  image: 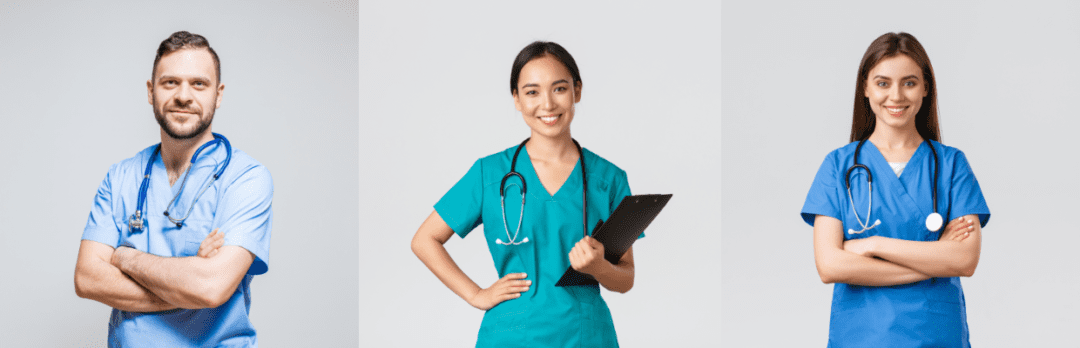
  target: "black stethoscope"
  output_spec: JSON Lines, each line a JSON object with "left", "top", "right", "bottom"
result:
{"left": 845, "top": 138, "right": 941, "bottom": 235}
{"left": 127, "top": 133, "right": 232, "bottom": 233}
{"left": 497, "top": 137, "right": 587, "bottom": 246}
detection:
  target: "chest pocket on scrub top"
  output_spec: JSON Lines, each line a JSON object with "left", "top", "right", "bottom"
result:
{"left": 177, "top": 219, "right": 213, "bottom": 257}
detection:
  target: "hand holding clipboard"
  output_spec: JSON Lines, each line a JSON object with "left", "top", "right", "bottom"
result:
{"left": 557, "top": 194, "right": 672, "bottom": 287}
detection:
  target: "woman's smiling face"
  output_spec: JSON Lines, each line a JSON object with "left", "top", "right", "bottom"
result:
{"left": 864, "top": 54, "right": 927, "bottom": 131}
{"left": 513, "top": 55, "right": 581, "bottom": 139}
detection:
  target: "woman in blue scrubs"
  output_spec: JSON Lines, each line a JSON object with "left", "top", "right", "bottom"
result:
{"left": 411, "top": 42, "right": 637, "bottom": 347}
{"left": 801, "top": 32, "right": 990, "bottom": 347}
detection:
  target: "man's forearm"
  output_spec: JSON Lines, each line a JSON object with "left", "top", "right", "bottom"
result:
{"left": 74, "top": 241, "right": 179, "bottom": 312}
{"left": 112, "top": 246, "right": 252, "bottom": 309}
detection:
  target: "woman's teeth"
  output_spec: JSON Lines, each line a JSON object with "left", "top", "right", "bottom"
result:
{"left": 540, "top": 115, "right": 558, "bottom": 123}
{"left": 887, "top": 107, "right": 906, "bottom": 114}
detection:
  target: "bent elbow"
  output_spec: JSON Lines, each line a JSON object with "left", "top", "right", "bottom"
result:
{"left": 74, "top": 269, "right": 97, "bottom": 299}
{"left": 410, "top": 235, "right": 423, "bottom": 257}
{"left": 815, "top": 262, "right": 838, "bottom": 284}
{"left": 952, "top": 254, "right": 979, "bottom": 278}
{"left": 818, "top": 271, "right": 837, "bottom": 284}
{"left": 187, "top": 282, "right": 234, "bottom": 309}
{"left": 190, "top": 291, "right": 229, "bottom": 309}
{"left": 959, "top": 262, "right": 978, "bottom": 278}
{"left": 74, "top": 275, "right": 91, "bottom": 299}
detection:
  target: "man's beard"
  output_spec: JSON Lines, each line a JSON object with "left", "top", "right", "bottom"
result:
{"left": 152, "top": 92, "right": 215, "bottom": 140}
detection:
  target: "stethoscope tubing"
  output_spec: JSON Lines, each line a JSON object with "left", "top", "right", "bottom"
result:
{"left": 128, "top": 133, "right": 232, "bottom": 233}
{"left": 845, "top": 138, "right": 939, "bottom": 234}
{"left": 498, "top": 137, "right": 587, "bottom": 245}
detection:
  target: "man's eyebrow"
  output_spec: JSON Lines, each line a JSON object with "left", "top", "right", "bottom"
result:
{"left": 157, "top": 75, "right": 213, "bottom": 83}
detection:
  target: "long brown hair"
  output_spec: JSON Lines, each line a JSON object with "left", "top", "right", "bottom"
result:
{"left": 850, "top": 32, "right": 940, "bottom": 143}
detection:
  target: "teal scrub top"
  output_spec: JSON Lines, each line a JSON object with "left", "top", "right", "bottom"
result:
{"left": 801, "top": 140, "right": 990, "bottom": 347}
{"left": 82, "top": 139, "right": 273, "bottom": 348}
{"left": 436, "top": 143, "right": 636, "bottom": 348}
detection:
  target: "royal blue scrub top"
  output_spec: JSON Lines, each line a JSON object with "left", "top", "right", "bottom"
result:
{"left": 436, "top": 144, "right": 637, "bottom": 348}
{"left": 801, "top": 140, "right": 989, "bottom": 348}
{"left": 82, "top": 139, "right": 273, "bottom": 348}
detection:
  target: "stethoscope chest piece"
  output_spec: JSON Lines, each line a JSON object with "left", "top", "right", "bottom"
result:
{"left": 925, "top": 212, "right": 943, "bottom": 232}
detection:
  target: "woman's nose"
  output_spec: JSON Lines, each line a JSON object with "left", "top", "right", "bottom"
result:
{"left": 888, "top": 85, "right": 903, "bottom": 101}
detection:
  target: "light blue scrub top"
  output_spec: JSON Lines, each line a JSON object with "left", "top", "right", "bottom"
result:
{"left": 801, "top": 140, "right": 989, "bottom": 348}
{"left": 82, "top": 139, "right": 273, "bottom": 348}
{"left": 436, "top": 144, "right": 637, "bottom": 348}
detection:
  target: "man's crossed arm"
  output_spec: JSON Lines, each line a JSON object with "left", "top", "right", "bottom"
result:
{"left": 75, "top": 230, "right": 253, "bottom": 311}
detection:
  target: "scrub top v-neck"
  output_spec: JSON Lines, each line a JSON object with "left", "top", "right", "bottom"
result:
{"left": 436, "top": 143, "right": 637, "bottom": 348}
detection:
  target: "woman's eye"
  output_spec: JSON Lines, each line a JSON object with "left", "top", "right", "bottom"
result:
{"left": 904, "top": 81, "right": 916, "bottom": 87}
{"left": 525, "top": 90, "right": 537, "bottom": 95}
{"left": 877, "top": 81, "right": 889, "bottom": 87}
{"left": 555, "top": 86, "right": 566, "bottom": 92}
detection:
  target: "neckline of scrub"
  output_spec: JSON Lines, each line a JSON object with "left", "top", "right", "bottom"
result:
{"left": 518, "top": 145, "right": 583, "bottom": 201}
{"left": 152, "top": 141, "right": 228, "bottom": 193}
{"left": 887, "top": 161, "right": 907, "bottom": 177}
{"left": 864, "top": 139, "right": 929, "bottom": 183}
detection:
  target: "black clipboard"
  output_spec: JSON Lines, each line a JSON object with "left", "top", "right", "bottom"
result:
{"left": 555, "top": 194, "right": 672, "bottom": 287}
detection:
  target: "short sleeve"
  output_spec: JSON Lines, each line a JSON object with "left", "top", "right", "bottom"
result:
{"left": 435, "top": 159, "right": 484, "bottom": 238}
{"left": 607, "top": 169, "right": 643, "bottom": 239}
{"left": 217, "top": 165, "right": 274, "bottom": 275}
{"left": 82, "top": 165, "right": 122, "bottom": 247}
{"left": 801, "top": 153, "right": 843, "bottom": 226}
{"left": 948, "top": 151, "right": 990, "bottom": 227}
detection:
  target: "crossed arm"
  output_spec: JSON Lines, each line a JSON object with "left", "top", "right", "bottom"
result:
{"left": 813, "top": 214, "right": 982, "bottom": 286}
{"left": 75, "top": 230, "right": 254, "bottom": 311}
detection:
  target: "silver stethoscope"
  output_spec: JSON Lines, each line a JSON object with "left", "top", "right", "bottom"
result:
{"left": 127, "top": 133, "right": 232, "bottom": 233}
{"left": 845, "top": 138, "right": 942, "bottom": 235}
{"left": 497, "top": 137, "right": 587, "bottom": 246}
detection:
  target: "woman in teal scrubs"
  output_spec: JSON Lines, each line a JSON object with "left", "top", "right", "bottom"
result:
{"left": 802, "top": 32, "right": 990, "bottom": 347}
{"left": 411, "top": 41, "right": 637, "bottom": 347}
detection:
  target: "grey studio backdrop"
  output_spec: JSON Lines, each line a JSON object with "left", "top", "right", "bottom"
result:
{"left": 722, "top": 1, "right": 1080, "bottom": 347}
{"left": 0, "top": 1, "right": 358, "bottom": 347}
{"left": 359, "top": 2, "right": 720, "bottom": 347}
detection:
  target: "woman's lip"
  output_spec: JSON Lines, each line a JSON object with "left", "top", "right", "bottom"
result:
{"left": 538, "top": 114, "right": 560, "bottom": 125}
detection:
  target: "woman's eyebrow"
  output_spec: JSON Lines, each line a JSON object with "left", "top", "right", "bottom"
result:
{"left": 521, "top": 79, "right": 571, "bottom": 89}
{"left": 873, "top": 74, "right": 920, "bottom": 80}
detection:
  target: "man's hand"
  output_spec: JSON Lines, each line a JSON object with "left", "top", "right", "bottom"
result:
{"left": 198, "top": 229, "right": 225, "bottom": 258}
